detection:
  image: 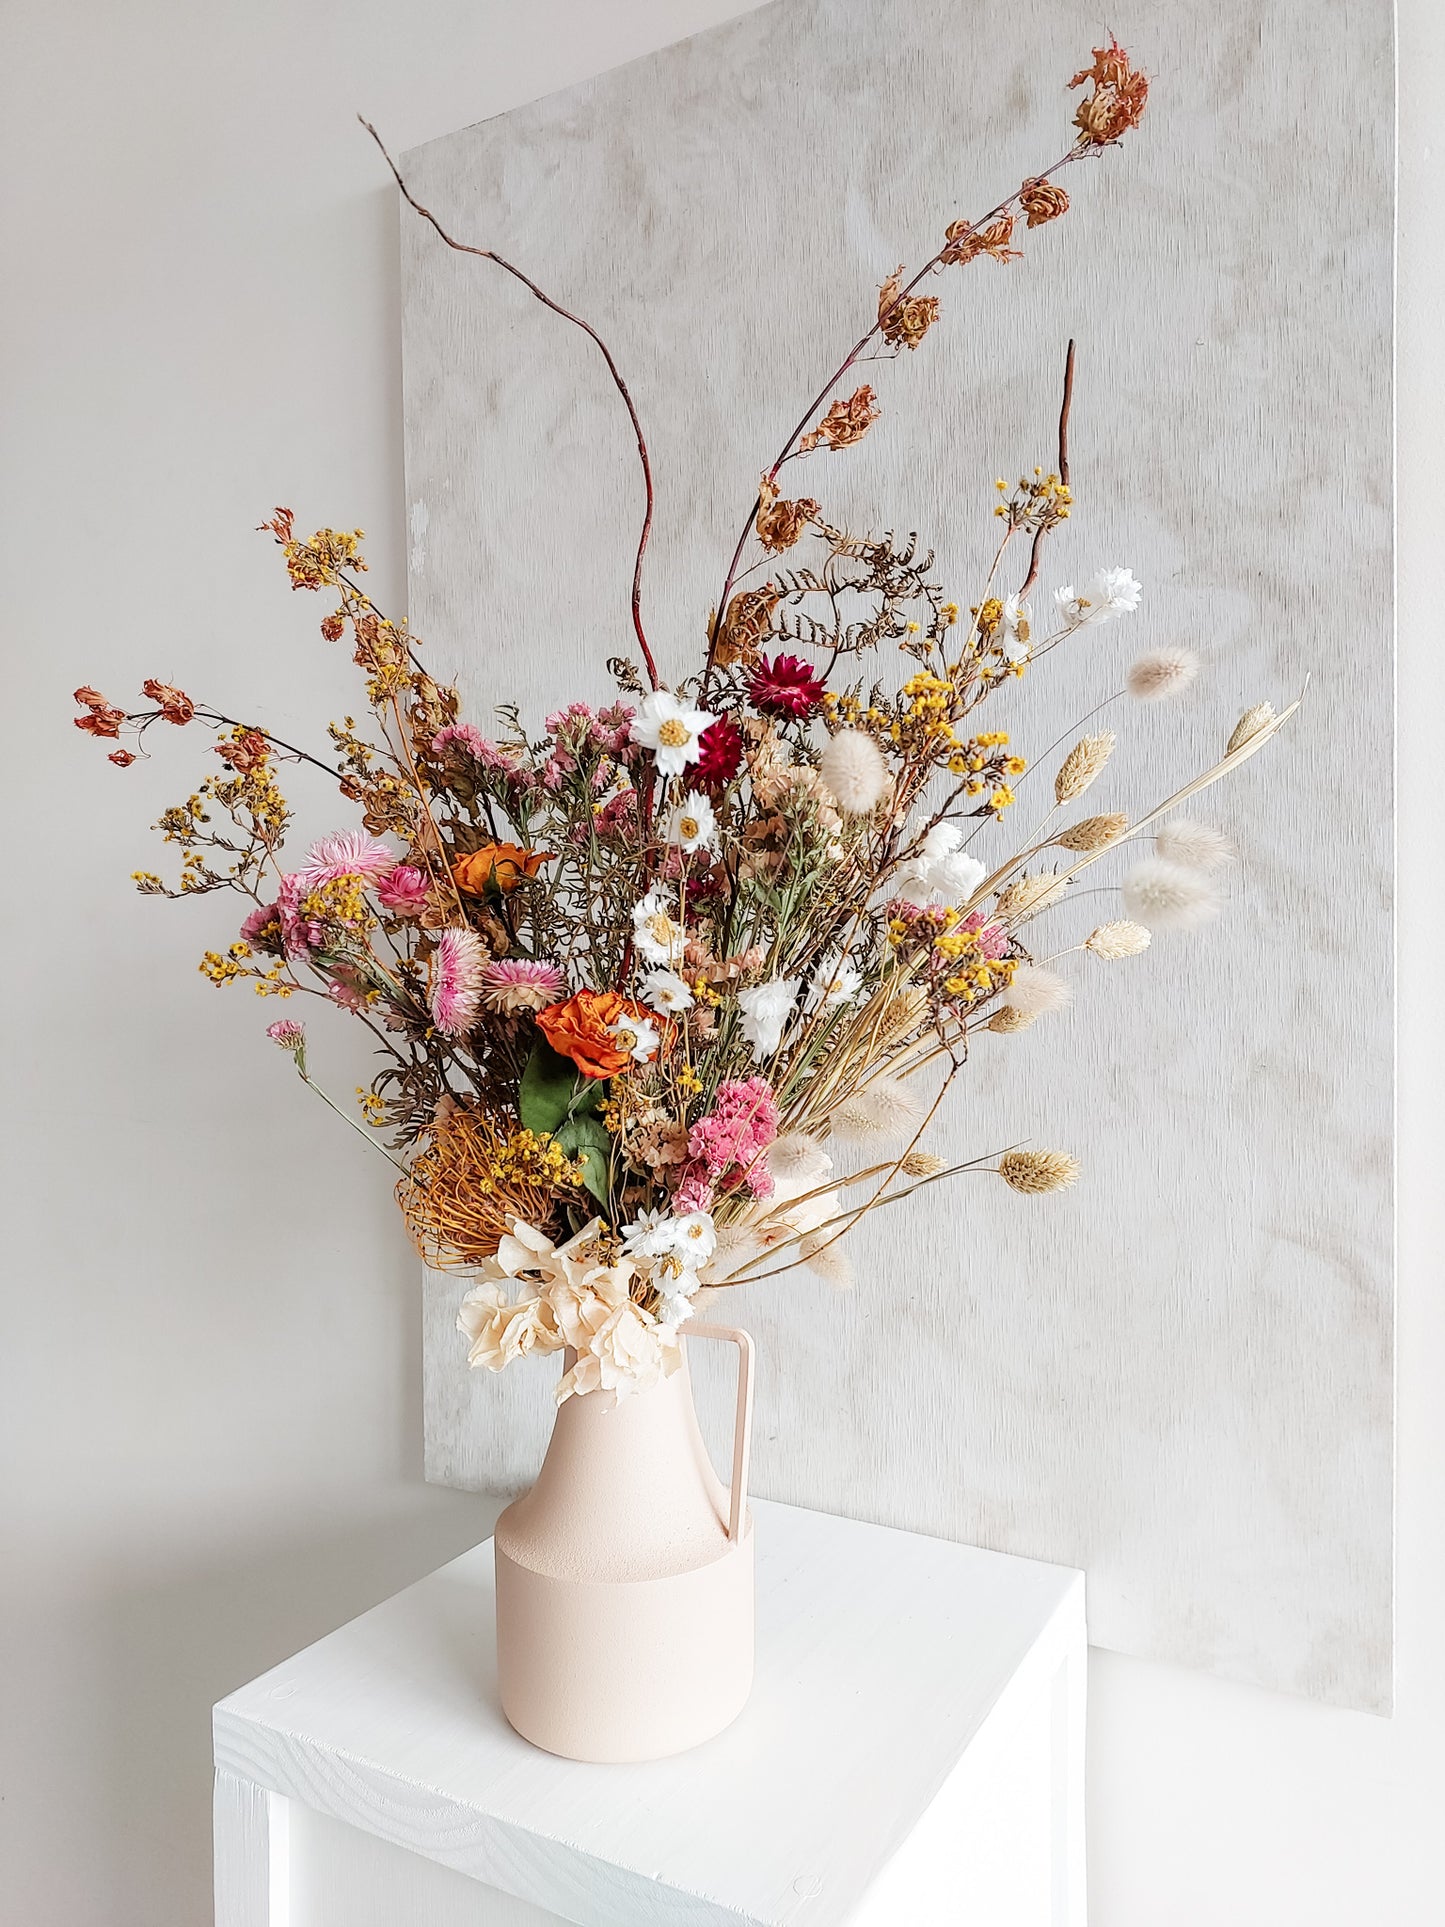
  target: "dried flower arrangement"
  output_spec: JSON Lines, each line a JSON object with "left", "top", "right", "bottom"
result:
{"left": 75, "top": 41, "right": 1294, "bottom": 1405}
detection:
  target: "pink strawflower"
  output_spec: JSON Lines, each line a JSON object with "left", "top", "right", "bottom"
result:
{"left": 429, "top": 927, "right": 487, "bottom": 1036}
{"left": 479, "top": 959, "right": 566, "bottom": 1015}
{"left": 301, "top": 829, "right": 397, "bottom": 885}
{"left": 680, "top": 1076, "right": 779, "bottom": 1202}
{"left": 375, "top": 864, "right": 430, "bottom": 914}
{"left": 266, "top": 1019, "right": 305, "bottom": 1053}
{"left": 327, "top": 971, "right": 368, "bottom": 1012}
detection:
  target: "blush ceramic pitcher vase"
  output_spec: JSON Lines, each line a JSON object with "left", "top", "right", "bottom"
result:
{"left": 493, "top": 1323, "right": 755, "bottom": 1763}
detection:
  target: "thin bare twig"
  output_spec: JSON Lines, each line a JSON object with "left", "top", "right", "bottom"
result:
{"left": 1016, "top": 336, "right": 1075, "bottom": 600}
{"left": 359, "top": 117, "right": 661, "bottom": 690}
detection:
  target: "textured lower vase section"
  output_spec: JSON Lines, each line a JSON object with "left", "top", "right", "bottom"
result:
{"left": 494, "top": 1529, "right": 755, "bottom": 1763}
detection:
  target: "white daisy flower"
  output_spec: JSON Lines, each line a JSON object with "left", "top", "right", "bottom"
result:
{"left": 631, "top": 890, "right": 686, "bottom": 966}
{"left": 806, "top": 954, "right": 865, "bottom": 1010}
{"left": 608, "top": 1012, "right": 662, "bottom": 1063}
{"left": 640, "top": 967, "right": 695, "bottom": 1014}
{"left": 630, "top": 690, "right": 717, "bottom": 777}
{"left": 665, "top": 789, "right": 716, "bottom": 853}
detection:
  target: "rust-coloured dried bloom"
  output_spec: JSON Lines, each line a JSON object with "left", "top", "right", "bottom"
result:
{"left": 799, "top": 385, "right": 880, "bottom": 453}
{"left": 1019, "top": 178, "right": 1070, "bottom": 228}
{"left": 755, "top": 475, "right": 819, "bottom": 552}
{"left": 320, "top": 611, "right": 347, "bottom": 642}
{"left": 1068, "top": 36, "right": 1149, "bottom": 146}
{"left": 999, "top": 1148, "right": 1081, "bottom": 1194}
{"left": 108, "top": 748, "right": 137, "bottom": 768}
{"left": 214, "top": 727, "right": 270, "bottom": 773}
{"left": 877, "top": 267, "right": 940, "bottom": 351}
{"left": 942, "top": 214, "right": 1020, "bottom": 267}
{"left": 142, "top": 679, "right": 195, "bottom": 725}
{"left": 714, "top": 584, "right": 780, "bottom": 669}
{"left": 74, "top": 685, "right": 128, "bottom": 738}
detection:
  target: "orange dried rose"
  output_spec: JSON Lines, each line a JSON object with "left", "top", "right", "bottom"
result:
{"left": 538, "top": 989, "right": 649, "bottom": 1080}
{"left": 452, "top": 842, "right": 553, "bottom": 896}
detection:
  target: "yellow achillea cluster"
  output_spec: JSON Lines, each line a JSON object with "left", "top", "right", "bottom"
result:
{"left": 932, "top": 910, "right": 1018, "bottom": 1004}
{"left": 297, "top": 873, "right": 375, "bottom": 935}
{"left": 993, "top": 469, "right": 1072, "bottom": 532}
{"left": 356, "top": 1088, "right": 388, "bottom": 1125}
{"left": 946, "top": 730, "right": 1026, "bottom": 812}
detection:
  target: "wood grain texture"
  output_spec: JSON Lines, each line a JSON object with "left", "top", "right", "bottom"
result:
{"left": 213, "top": 1501, "right": 1084, "bottom": 1927}
{"left": 401, "top": 0, "right": 1395, "bottom": 1709}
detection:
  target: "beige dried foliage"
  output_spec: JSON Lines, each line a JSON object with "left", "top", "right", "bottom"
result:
{"left": 1056, "top": 811, "right": 1128, "bottom": 852}
{"left": 987, "top": 1004, "right": 1038, "bottom": 1033}
{"left": 996, "top": 869, "right": 1068, "bottom": 919}
{"left": 1085, "top": 919, "right": 1152, "bottom": 960}
{"left": 1227, "top": 702, "right": 1276, "bottom": 755}
{"left": 1054, "top": 731, "right": 1115, "bottom": 804}
{"left": 998, "top": 1148, "right": 1081, "bottom": 1194}
{"left": 900, "top": 1149, "right": 947, "bottom": 1177}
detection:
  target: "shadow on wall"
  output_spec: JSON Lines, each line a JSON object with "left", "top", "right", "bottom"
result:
{"left": 7, "top": 1495, "right": 498, "bottom": 1927}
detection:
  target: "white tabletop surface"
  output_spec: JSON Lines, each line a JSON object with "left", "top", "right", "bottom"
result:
{"left": 214, "top": 1499, "right": 1082, "bottom": 1926}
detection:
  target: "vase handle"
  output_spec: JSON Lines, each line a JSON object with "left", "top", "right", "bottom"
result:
{"left": 680, "top": 1323, "right": 754, "bottom": 1543}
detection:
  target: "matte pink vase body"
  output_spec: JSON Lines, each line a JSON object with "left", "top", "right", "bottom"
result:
{"left": 494, "top": 1326, "right": 755, "bottom": 1762}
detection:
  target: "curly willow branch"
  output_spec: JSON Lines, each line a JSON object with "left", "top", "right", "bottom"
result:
{"left": 359, "top": 117, "right": 661, "bottom": 691}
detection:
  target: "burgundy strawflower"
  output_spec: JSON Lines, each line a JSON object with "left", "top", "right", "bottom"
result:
{"left": 748, "top": 653, "right": 826, "bottom": 719}
{"left": 692, "top": 715, "right": 744, "bottom": 788}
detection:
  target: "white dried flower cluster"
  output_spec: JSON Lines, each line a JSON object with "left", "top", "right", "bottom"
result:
{"left": 737, "top": 976, "right": 799, "bottom": 1059}
{"left": 1054, "top": 566, "right": 1142, "bottom": 629}
{"left": 891, "top": 821, "right": 987, "bottom": 910}
{"left": 457, "top": 1219, "right": 688, "bottom": 1406}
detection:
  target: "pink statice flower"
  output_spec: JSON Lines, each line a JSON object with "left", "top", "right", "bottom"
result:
{"left": 432, "top": 722, "right": 492, "bottom": 761}
{"left": 672, "top": 1168, "right": 715, "bottom": 1216}
{"left": 479, "top": 959, "right": 566, "bottom": 1015}
{"left": 429, "top": 928, "right": 487, "bottom": 1037}
{"left": 265, "top": 1019, "right": 305, "bottom": 1054}
{"left": 276, "top": 872, "right": 322, "bottom": 956}
{"left": 300, "top": 829, "right": 397, "bottom": 885}
{"left": 239, "top": 900, "right": 285, "bottom": 956}
{"left": 375, "top": 864, "right": 430, "bottom": 915}
{"left": 959, "top": 911, "right": 1009, "bottom": 961}
{"left": 675, "top": 1077, "right": 780, "bottom": 1206}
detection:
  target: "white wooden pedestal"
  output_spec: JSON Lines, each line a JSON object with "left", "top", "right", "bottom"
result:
{"left": 213, "top": 1501, "right": 1086, "bottom": 1926}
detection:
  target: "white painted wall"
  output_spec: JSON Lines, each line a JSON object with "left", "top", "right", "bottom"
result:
{"left": 0, "top": 3, "right": 1436, "bottom": 1922}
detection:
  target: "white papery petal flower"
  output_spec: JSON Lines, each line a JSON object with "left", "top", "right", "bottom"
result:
{"left": 665, "top": 789, "right": 716, "bottom": 852}
{"left": 631, "top": 890, "right": 686, "bottom": 965}
{"left": 1054, "top": 567, "right": 1142, "bottom": 629}
{"left": 640, "top": 967, "right": 694, "bottom": 1013}
{"left": 737, "top": 977, "right": 799, "bottom": 1059}
{"left": 609, "top": 1013, "right": 661, "bottom": 1063}
{"left": 630, "top": 690, "right": 717, "bottom": 777}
